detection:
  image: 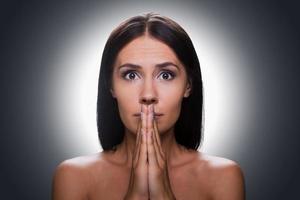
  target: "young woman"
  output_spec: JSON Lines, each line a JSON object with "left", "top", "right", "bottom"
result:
{"left": 52, "top": 12, "right": 245, "bottom": 200}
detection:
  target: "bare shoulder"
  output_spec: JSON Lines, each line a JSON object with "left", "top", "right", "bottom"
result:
{"left": 52, "top": 152, "right": 107, "bottom": 200}
{"left": 194, "top": 152, "right": 245, "bottom": 200}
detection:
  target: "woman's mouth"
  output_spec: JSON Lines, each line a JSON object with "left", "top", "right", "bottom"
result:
{"left": 133, "top": 113, "right": 164, "bottom": 117}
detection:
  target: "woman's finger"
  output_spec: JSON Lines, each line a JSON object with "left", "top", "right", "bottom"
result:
{"left": 153, "top": 107, "right": 165, "bottom": 159}
{"left": 141, "top": 104, "right": 147, "bottom": 134}
{"left": 152, "top": 118, "right": 164, "bottom": 167}
{"left": 147, "top": 129, "right": 158, "bottom": 166}
{"left": 133, "top": 118, "right": 142, "bottom": 167}
{"left": 148, "top": 104, "right": 161, "bottom": 166}
{"left": 138, "top": 105, "right": 148, "bottom": 165}
{"left": 134, "top": 118, "right": 141, "bottom": 150}
{"left": 153, "top": 105, "right": 162, "bottom": 147}
{"left": 146, "top": 104, "right": 159, "bottom": 167}
{"left": 127, "top": 106, "right": 149, "bottom": 199}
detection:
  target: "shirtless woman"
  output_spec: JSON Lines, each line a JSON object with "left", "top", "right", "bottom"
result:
{"left": 52, "top": 13, "right": 245, "bottom": 200}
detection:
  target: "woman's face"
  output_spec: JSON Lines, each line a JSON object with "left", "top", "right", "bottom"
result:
{"left": 111, "top": 35, "right": 191, "bottom": 135}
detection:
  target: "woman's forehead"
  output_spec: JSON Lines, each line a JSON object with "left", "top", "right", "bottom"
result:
{"left": 115, "top": 36, "right": 180, "bottom": 67}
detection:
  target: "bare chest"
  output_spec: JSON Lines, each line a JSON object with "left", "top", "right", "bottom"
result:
{"left": 88, "top": 168, "right": 212, "bottom": 200}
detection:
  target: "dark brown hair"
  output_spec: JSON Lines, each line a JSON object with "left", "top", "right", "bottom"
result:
{"left": 97, "top": 12, "right": 204, "bottom": 151}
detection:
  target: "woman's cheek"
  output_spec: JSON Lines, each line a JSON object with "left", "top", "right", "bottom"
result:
{"left": 157, "top": 96, "right": 182, "bottom": 134}
{"left": 169, "top": 99, "right": 182, "bottom": 125}
{"left": 117, "top": 101, "right": 136, "bottom": 134}
{"left": 116, "top": 89, "right": 140, "bottom": 134}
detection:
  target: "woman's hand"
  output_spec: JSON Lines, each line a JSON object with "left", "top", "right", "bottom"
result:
{"left": 124, "top": 113, "right": 149, "bottom": 200}
{"left": 125, "top": 104, "right": 176, "bottom": 200}
{"left": 144, "top": 104, "right": 176, "bottom": 200}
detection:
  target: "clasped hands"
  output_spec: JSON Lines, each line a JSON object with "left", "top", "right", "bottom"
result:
{"left": 125, "top": 104, "right": 176, "bottom": 200}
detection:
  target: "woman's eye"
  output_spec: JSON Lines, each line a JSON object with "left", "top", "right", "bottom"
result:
{"left": 121, "top": 70, "right": 175, "bottom": 81}
{"left": 122, "top": 71, "right": 139, "bottom": 80}
{"left": 158, "top": 71, "right": 175, "bottom": 80}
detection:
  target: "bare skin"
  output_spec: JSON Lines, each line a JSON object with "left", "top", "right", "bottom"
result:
{"left": 52, "top": 147, "right": 245, "bottom": 199}
{"left": 52, "top": 35, "right": 245, "bottom": 200}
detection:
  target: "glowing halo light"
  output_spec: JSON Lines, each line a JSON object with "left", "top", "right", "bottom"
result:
{"left": 48, "top": 5, "right": 253, "bottom": 157}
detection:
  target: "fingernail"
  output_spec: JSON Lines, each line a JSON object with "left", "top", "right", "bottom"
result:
{"left": 149, "top": 106, "right": 153, "bottom": 120}
{"left": 152, "top": 105, "right": 155, "bottom": 119}
{"left": 150, "top": 104, "right": 153, "bottom": 112}
{"left": 141, "top": 112, "right": 144, "bottom": 119}
{"left": 151, "top": 112, "right": 154, "bottom": 120}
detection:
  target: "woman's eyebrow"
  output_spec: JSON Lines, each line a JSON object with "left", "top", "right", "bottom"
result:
{"left": 118, "top": 62, "right": 179, "bottom": 70}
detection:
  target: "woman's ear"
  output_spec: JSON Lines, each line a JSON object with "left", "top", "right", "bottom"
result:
{"left": 184, "top": 81, "right": 192, "bottom": 98}
{"left": 110, "top": 88, "right": 116, "bottom": 98}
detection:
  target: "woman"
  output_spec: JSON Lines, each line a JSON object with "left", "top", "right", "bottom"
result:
{"left": 52, "top": 12, "right": 245, "bottom": 200}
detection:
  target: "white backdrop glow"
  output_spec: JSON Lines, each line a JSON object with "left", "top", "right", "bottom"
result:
{"left": 47, "top": 2, "right": 255, "bottom": 157}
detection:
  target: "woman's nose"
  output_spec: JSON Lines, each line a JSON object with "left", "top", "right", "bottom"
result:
{"left": 140, "top": 96, "right": 157, "bottom": 105}
{"left": 139, "top": 81, "right": 158, "bottom": 105}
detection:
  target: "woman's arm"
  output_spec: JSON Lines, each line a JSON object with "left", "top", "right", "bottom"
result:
{"left": 52, "top": 161, "right": 90, "bottom": 200}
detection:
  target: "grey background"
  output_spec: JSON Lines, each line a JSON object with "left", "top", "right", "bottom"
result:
{"left": 1, "top": 0, "right": 300, "bottom": 199}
